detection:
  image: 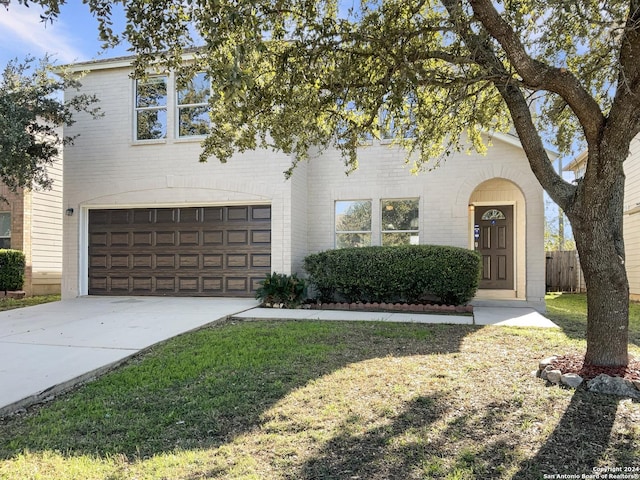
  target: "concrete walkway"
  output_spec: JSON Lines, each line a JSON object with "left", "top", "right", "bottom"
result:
{"left": 234, "top": 305, "right": 558, "bottom": 328}
{"left": 0, "top": 297, "right": 557, "bottom": 416}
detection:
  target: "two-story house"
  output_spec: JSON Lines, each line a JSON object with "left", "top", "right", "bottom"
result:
{"left": 61, "top": 55, "right": 546, "bottom": 310}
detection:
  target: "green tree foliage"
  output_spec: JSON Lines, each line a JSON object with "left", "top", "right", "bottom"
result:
{"left": 10, "top": 0, "right": 640, "bottom": 366}
{"left": 0, "top": 56, "right": 100, "bottom": 192}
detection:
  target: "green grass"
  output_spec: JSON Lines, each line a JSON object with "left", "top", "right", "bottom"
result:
{"left": 546, "top": 292, "right": 640, "bottom": 345}
{"left": 0, "top": 294, "right": 639, "bottom": 479}
{"left": 0, "top": 294, "right": 60, "bottom": 312}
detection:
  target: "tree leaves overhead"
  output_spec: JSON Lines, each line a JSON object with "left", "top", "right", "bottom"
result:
{"left": 11, "top": 0, "right": 635, "bottom": 177}
{"left": 0, "top": 56, "right": 100, "bottom": 191}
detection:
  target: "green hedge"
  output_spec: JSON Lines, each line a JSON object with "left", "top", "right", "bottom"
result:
{"left": 0, "top": 249, "right": 25, "bottom": 291}
{"left": 303, "top": 245, "right": 481, "bottom": 305}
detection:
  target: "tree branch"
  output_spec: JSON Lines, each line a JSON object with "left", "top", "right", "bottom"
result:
{"left": 468, "top": 0, "right": 606, "bottom": 146}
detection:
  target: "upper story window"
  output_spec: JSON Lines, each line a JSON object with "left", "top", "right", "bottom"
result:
{"left": 335, "top": 200, "right": 372, "bottom": 248}
{"left": 381, "top": 198, "right": 419, "bottom": 246}
{"left": 177, "top": 72, "right": 211, "bottom": 137}
{"left": 135, "top": 76, "right": 168, "bottom": 140}
{"left": 0, "top": 212, "right": 11, "bottom": 249}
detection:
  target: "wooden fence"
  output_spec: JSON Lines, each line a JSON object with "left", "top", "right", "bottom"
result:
{"left": 545, "top": 250, "right": 586, "bottom": 293}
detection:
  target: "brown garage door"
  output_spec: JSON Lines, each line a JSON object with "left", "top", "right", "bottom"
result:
{"left": 88, "top": 205, "right": 271, "bottom": 296}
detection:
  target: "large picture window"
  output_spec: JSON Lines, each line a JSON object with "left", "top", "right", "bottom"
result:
{"left": 0, "top": 212, "right": 11, "bottom": 248}
{"left": 381, "top": 198, "right": 419, "bottom": 246}
{"left": 177, "top": 72, "right": 210, "bottom": 137}
{"left": 335, "top": 200, "right": 372, "bottom": 248}
{"left": 135, "top": 76, "right": 167, "bottom": 140}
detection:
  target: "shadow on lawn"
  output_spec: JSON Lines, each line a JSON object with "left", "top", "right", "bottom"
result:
{"left": 0, "top": 321, "right": 475, "bottom": 462}
{"left": 291, "top": 391, "right": 627, "bottom": 480}
{"left": 515, "top": 390, "right": 625, "bottom": 478}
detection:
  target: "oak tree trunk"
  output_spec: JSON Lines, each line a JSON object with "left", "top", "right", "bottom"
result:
{"left": 568, "top": 165, "right": 629, "bottom": 367}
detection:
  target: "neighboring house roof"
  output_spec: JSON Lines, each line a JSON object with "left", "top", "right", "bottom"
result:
{"left": 563, "top": 150, "right": 587, "bottom": 174}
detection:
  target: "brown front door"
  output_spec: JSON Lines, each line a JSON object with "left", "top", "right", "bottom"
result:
{"left": 474, "top": 205, "right": 514, "bottom": 289}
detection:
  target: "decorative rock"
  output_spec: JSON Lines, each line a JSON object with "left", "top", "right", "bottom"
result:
{"left": 546, "top": 369, "right": 563, "bottom": 385}
{"left": 587, "top": 374, "right": 640, "bottom": 400}
{"left": 560, "top": 373, "right": 584, "bottom": 388}
{"left": 538, "top": 356, "right": 557, "bottom": 371}
{"left": 634, "top": 380, "right": 640, "bottom": 391}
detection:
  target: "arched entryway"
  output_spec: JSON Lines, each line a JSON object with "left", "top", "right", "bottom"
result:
{"left": 469, "top": 178, "right": 527, "bottom": 300}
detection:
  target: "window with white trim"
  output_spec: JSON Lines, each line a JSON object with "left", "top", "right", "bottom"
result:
{"left": 335, "top": 200, "right": 372, "bottom": 248}
{"left": 381, "top": 198, "right": 419, "bottom": 246}
{"left": 0, "top": 212, "right": 11, "bottom": 248}
{"left": 177, "top": 72, "right": 210, "bottom": 137}
{"left": 134, "top": 76, "right": 168, "bottom": 140}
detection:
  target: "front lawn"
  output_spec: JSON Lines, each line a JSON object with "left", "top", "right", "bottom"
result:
{"left": 0, "top": 294, "right": 60, "bottom": 312}
{"left": 0, "top": 294, "right": 638, "bottom": 479}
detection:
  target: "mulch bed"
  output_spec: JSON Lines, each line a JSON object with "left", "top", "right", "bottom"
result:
{"left": 549, "top": 353, "right": 640, "bottom": 382}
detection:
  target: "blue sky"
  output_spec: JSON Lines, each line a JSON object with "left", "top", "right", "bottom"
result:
{"left": 0, "top": 2, "right": 129, "bottom": 66}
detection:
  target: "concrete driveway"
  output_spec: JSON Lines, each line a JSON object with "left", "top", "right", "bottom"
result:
{"left": 0, "top": 296, "right": 556, "bottom": 416}
{"left": 0, "top": 296, "right": 258, "bottom": 416}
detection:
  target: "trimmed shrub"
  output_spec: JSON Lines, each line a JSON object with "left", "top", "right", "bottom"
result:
{"left": 256, "top": 272, "right": 308, "bottom": 308}
{"left": 0, "top": 249, "right": 26, "bottom": 292}
{"left": 304, "top": 245, "right": 481, "bottom": 305}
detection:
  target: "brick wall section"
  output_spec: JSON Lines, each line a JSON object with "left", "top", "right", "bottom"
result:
{"left": 0, "top": 185, "right": 30, "bottom": 294}
{"left": 63, "top": 60, "right": 545, "bottom": 307}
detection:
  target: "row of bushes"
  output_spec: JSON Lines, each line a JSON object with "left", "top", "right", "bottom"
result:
{"left": 257, "top": 245, "right": 481, "bottom": 307}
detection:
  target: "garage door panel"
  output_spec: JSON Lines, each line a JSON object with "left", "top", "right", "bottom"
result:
{"left": 133, "top": 254, "right": 152, "bottom": 268}
{"left": 204, "top": 231, "right": 223, "bottom": 245}
{"left": 228, "top": 206, "right": 249, "bottom": 221}
{"left": 155, "top": 209, "right": 176, "bottom": 224}
{"left": 91, "top": 232, "right": 108, "bottom": 246}
{"left": 179, "top": 254, "right": 200, "bottom": 268}
{"left": 227, "top": 254, "right": 248, "bottom": 268}
{"left": 110, "top": 210, "right": 130, "bottom": 224}
{"left": 156, "top": 277, "right": 176, "bottom": 291}
{"left": 111, "top": 255, "right": 130, "bottom": 268}
{"left": 178, "top": 231, "right": 200, "bottom": 246}
{"left": 89, "top": 206, "right": 271, "bottom": 296}
{"left": 110, "top": 232, "right": 129, "bottom": 246}
{"left": 251, "top": 254, "right": 271, "bottom": 268}
{"left": 227, "top": 230, "right": 248, "bottom": 245}
{"left": 204, "top": 254, "right": 223, "bottom": 268}
{"left": 156, "top": 231, "right": 177, "bottom": 246}
{"left": 132, "top": 277, "right": 152, "bottom": 291}
{"left": 203, "top": 277, "right": 223, "bottom": 292}
{"left": 133, "top": 209, "right": 153, "bottom": 223}
{"left": 133, "top": 232, "right": 153, "bottom": 246}
{"left": 110, "top": 277, "right": 130, "bottom": 291}
{"left": 203, "top": 207, "right": 223, "bottom": 223}
{"left": 252, "top": 206, "right": 271, "bottom": 220}
{"left": 156, "top": 254, "right": 176, "bottom": 268}
{"left": 90, "top": 255, "right": 108, "bottom": 268}
{"left": 251, "top": 230, "right": 271, "bottom": 244}
{"left": 178, "top": 277, "right": 199, "bottom": 292}
{"left": 226, "top": 277, "right": 248, "bottom": 292}
{"left": 179, "top": 208, "right": 199, "bottom": 223}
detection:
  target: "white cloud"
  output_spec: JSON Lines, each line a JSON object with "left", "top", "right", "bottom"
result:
{"left": 0, "top": 6, "right": 87, "bottom": 63}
